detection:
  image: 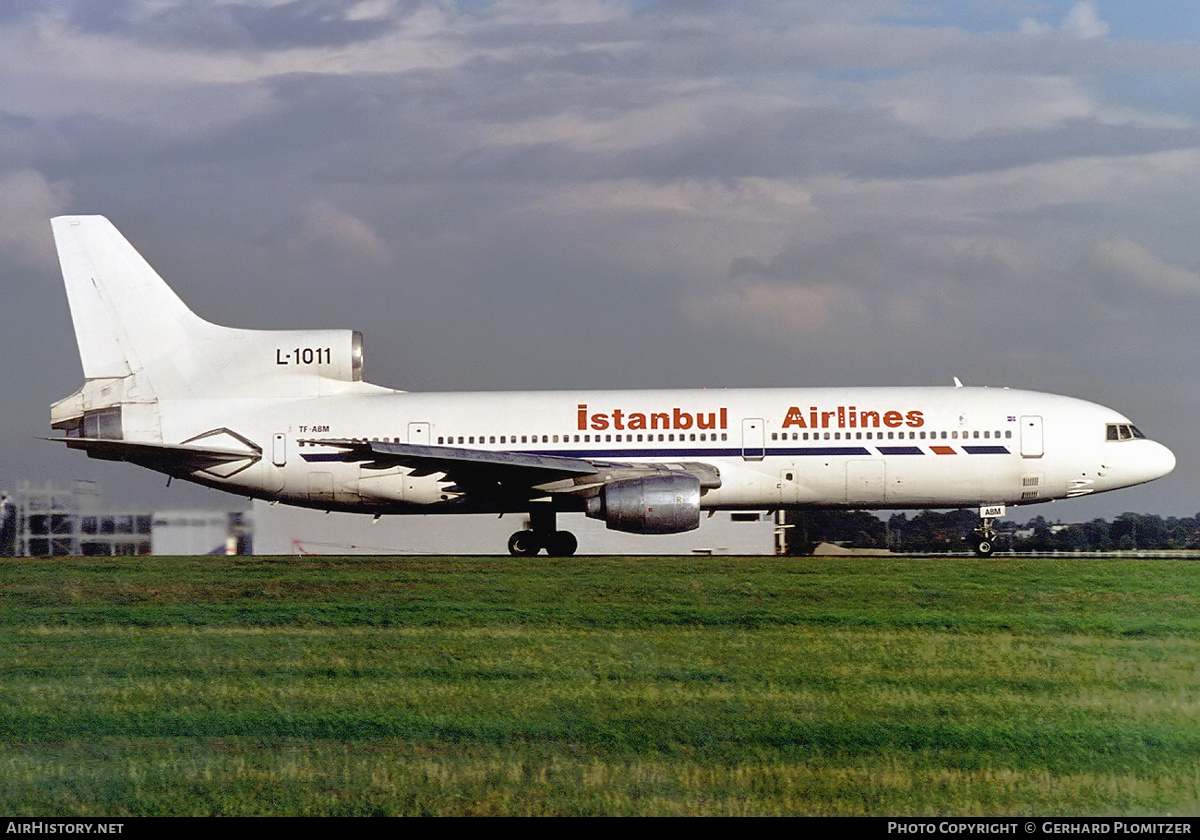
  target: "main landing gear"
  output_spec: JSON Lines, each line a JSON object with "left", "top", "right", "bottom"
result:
{"left": 507, "top": 505, "right": 578, "bottom": 557}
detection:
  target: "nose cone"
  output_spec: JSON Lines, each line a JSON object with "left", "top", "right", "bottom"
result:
{"left": 1144, "top": 441, "right": 1177, "bottom": 483}
{"left": 1116, "top": 440, "right": 1175, "bottom": 488}
{"left": 1098, "top": 439, "right": 1175, "bottom": 492}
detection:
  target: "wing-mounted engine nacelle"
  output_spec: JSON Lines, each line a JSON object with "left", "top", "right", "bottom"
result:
{"left": 585, "top": 474, "right": 701, "bottom": 534}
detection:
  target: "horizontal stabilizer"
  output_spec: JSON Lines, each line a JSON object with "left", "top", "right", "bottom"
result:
{"left": 47, "top": 437, "right": 261, "bottom": 477}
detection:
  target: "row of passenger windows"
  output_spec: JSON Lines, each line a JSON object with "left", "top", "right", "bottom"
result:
{"left": 771, "top": 429, "right": 1013, "bottom": 442}
{"left": 301, "top": 429, "right": 1014, "bottom": 447}
{"left": 435, "top": 433, "right": 730, "bottom": 445}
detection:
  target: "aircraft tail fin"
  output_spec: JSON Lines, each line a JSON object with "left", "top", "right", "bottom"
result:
{"left": 51, "top": 216, "right": 211, "bottom": 384}
{"left": 50, "top": 216, "right": 373, "bottom": 444}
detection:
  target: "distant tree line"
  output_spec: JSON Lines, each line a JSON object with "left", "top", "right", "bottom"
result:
{"left": 782, "top": 509, "right": 1200, "bottom": 554}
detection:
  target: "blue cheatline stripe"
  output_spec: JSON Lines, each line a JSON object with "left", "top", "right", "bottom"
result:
{"left": 300, "top": 444, "right": 1013, "bottom": 463}
{"left": 877, "top": 446, "right": 923, "bottom": 455}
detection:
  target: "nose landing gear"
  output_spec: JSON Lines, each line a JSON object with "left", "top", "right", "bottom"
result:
{"left": 971, "top": 504, "right": 1004, "bottom": 557}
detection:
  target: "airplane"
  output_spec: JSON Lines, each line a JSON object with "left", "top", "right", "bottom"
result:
{"left": 47, "top": 215, "right": 1176, "bottom": 557}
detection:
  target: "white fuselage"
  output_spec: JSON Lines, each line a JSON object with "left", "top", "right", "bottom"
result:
{"left": 156, "top": 384, "right": 1175, "bottom": 515}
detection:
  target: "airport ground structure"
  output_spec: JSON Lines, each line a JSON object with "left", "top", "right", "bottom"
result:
{"left": 1, "top": 481, "right": 250, "bottom": 557}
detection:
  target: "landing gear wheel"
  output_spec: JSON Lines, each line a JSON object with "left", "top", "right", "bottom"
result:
{"left": 973, "top": 538, "right": 995, "bottom": 558}
{"left": 545, "top": 531, "right": 578, "bottom": 557}
{"left": 508, "top": 531, "right": 541, "bottom": 557}
{"left": 507, "top": 530, "right": 578, "bottom": 556}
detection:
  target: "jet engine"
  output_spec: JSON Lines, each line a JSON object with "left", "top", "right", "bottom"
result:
{"left": 264, "top": 329, "right": 364, "bottom": 382}
{"left": 585, "top": 474, "right": 701, "bottom": 534}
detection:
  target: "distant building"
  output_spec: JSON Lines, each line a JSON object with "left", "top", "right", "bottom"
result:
{"left": 153, "top": 510, "right": 252, "bottom": 556}
{"left": 0, "top": 492, "right": 15, "bottom": 556}
{"left": 12, "top": 480, "right": 150, "bottom": 556}
{"left": 7, "top": 481, "right": 249, "bottom": 556}
{"left": 253, "top": 500, "right": 777, "bottom": 555}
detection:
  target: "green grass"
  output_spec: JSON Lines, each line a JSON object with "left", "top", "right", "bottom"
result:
{"left": 1, "top": 555, "right": 1198, "bottom": 815}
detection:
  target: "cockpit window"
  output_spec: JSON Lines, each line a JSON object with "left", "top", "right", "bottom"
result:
{"left": 1106, "top": 423, "right": 1145, "bottom": 441}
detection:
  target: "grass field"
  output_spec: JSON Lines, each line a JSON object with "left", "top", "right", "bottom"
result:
{"left": 1, "top": 554, "right": 1198, "bottom": 816}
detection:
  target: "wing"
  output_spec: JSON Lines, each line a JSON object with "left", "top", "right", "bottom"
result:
{"left": 303, "top": 439, "right": 721, "bottom": 497}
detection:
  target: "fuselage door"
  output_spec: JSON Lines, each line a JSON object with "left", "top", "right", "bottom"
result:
{"left": 408, "top": 422, "right": 431, "bottom": 445}
{"left": 742, "top": 418, "right": 765, "bottom": 461}
{"left": 779, "top": 469, "right": 800, "bottom": 504}
{"left": 272, "top": 433, "right": 287, "bottom": 467}
{"left": 1020, "top": 415, "right": 1044, "bottom": 459}
{"left": 846, "top": 459, "right": 886, "bottom": 504}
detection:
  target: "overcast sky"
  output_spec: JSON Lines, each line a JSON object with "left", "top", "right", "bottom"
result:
{"left": 2, "top": 0, "right": 1198, "bottom": 522}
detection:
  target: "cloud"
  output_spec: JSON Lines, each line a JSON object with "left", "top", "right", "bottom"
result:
{"left": 870, "top": 73, "right": 1099, "bottom": 140}
{"left": 62, "top": 0, "right": 410, "bottom": 52}
{"left": 3, "top": 0, "right": 1200, "bottom": 518}
{"left": 682, "top": 281, "right": 871, "bottom": 346}
{"left": 1019, "top": 1, "right": 1110, "bottom": 40}
{"left": 282, "top": 200, "right": 394, "bottom": 271}
{"left": 1061, "top": 1, "right": 1110, "bottom": 40}
{"left": 0, "top": 169, "right": 70, "bottom": 269}
{"left": 1085, "top": 238, "right": 1200, "bottom": 304}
